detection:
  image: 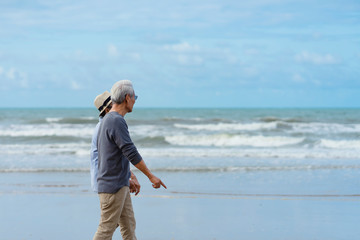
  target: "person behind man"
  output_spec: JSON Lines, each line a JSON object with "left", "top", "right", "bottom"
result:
{"left": 90, "top": 91, "right": 140, "bottom": 194}
{"left": 90, "top": 91, "right": 112, "bottom": 193}
{"left": 93, "top": 80, "right": 166, "bottom": 240}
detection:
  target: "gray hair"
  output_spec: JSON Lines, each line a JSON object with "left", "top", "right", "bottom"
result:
{"left": 110, "top": 80, "right": 135, "bottom": 104}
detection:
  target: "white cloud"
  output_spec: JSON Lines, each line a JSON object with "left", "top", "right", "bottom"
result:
{"left": 312, "top": 79, "right": 322, "bottom": 86}
{"left": 163, "top": 42, "right": 200, "bottom": 52}
{"left": 292, "top": 73, "right": 306, "bottom": 83}
{"left": 72, "top": 50, "right": 98, "bottom": 62}
{"left": 177, "top": 55, "right": 203, "bottom": 65}
{"left": 19, "top": 72, "right": 28, "bottom": 88}
{"left": 163, "top": 42, "right": 203, "bottom": 65}
{"left": 243, "top": 67, "right": 258, "bottom": 76}
{"left": 7, "top": 68, "right": 16, "bottom": 79}
{"left": 295, "top": 51, "right": 338, "bottom": 65}
{"left": 129, "top": 52, "right": 141, "bottom": 61}
{"left": 244, "top": 48, "right": 259, "bottom": 55}
{"left": 108, "top": 44, "right": 119, "bottom": 57}
{"left": 312, "top": 32, "right": 322, "bottom": 40}
{"left": 107, "top": 45, "right": 141, "bottom": 61}
{"left": 70, "top": 81, "right": 81, "bottom": 90}
{"left": 0, "top": 66, "right": 28, "bottom": 89}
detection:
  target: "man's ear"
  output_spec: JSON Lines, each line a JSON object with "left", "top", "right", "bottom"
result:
{"left": 125, "top": 94, "right": 130, "bottom": 102}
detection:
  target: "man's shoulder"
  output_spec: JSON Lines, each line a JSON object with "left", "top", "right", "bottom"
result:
{"left": 103, "top": 112, "right": 126, "bottom": 126}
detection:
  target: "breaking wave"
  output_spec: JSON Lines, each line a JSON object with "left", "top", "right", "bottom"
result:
{"left": 165, "top": 134, "right": 304, "bottom": 147}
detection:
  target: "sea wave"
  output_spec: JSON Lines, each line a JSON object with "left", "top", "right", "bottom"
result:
{"left": 165, "top": 134, "right": 304, "bottom": 147}
{"left": 2, "top": 164, "right": 360, "bottom": 173}
{"left": 174, "top": 122, "right": 278, "bottom": 131}
{"left": 319, "top": 139, "right": 360, "bottom": 149}
{"left": 1, "top": 143, "right": 360, "bottom": 160}
{"left": 139, "top": 147, "right": 360, "bottom": 159}
{"left": 0, "top": 143, "right": 90, "bottom": 156}
{"left": 291, "top": 122, "right": 360, "bottom": 134}
{"left": 27, "top": 117, "right": 97, "bottom": 124}
{"left": 0, "top": 124, "right": 94, "bottom": 138}
{"left": 45, "top": 117, "right": 97, "bottom": 124}
{"left": 174, "top": 121, "right": 360, "bottom": 135}
{"left": 0, "top": 168, "right": 89, "bottom": 173}
{"left": 259, "top": 116, "right": 306, "bottom": 123}
{"left": 130, "top": 125, "right": 166, "bottom": 137}
{"left": 146, "top": 165, "right": 360, "bottom": 172}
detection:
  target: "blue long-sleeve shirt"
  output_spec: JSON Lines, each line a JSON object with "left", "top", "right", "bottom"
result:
{"left": 90, "top": 117, "right": 102, "bottom": 193}
{"left": 97, "top": 111, "right": 142, "bottom": 194}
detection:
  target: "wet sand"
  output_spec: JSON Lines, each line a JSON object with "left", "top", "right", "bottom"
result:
{"left": 1, "top": 166, "right": 360, "bottom": 240}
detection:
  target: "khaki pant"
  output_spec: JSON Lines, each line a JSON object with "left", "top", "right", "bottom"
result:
{"left": 93, "top": 187, "right": 137, "bottom": 240}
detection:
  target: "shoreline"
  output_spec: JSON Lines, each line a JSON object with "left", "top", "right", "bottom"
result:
{"left": 1, "top": 168, "right": 360, "bottom": 240}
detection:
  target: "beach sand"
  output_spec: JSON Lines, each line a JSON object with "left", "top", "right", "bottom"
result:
{"left": 1, "top": 166, "right": 359, "bottom": 240}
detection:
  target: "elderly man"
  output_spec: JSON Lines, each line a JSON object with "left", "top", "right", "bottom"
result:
{"left": 90, "top": 91, "right": 140, "bottom": 194}
{"left": 93, "top": 80, "right": 166, "bottom": 240}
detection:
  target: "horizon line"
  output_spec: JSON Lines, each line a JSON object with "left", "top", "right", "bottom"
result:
{"left": 1, "top": 106, "right": 360, "bottom": 110}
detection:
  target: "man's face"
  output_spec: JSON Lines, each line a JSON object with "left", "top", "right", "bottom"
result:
{"left": 127, "top": 93, "right": 136, "bottom": 113}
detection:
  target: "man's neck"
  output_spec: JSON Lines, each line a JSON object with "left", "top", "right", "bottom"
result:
{"left": 110, "top": 103, "right": 127, "bottom": 117}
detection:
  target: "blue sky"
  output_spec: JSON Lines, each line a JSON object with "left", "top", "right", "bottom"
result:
{"left": 0, "top": 0, "right": 359, "bottom": 108}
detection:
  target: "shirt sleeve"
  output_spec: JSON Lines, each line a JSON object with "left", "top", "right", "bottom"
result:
{"left": 112, "top": 117, "right": 142, "bottom": 165}
{"left": 90, "top": 122, "right": 100, "bottom": 161}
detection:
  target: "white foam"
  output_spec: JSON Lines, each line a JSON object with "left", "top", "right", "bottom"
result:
{"left": 139, "top": 147, "right": 360, "bottom": 159}
{"left": 291, "top": 122, "right": 360, "bottom": 134}
{"left": 174, "top": 122, "right": 277, "bottom": 131}
{"left": 165, "top": 134, "right": 304, "bottom": 147}
{"left": 1, "top": 143, "right": 359, "bottom": 167}
{"left": 176, "top": 121, "right": 360, "bottom": 135}
{"left": 0, "top": 143, "right": 90, "bottom": 156}
{"left": 0, "top": 124, "right": 94, "bottom": 137}
{"left": 45, "top": 117, "right": 96, "bottom": 123}
{"left": 174, "top": 121, "right": 360, "bottom": 134}
{"left": 129, "top": 125, "right": 164, "bottom": 137}
{"left": 46, "top": 117, "right": 63, "bottom": 123}
{"left": 319, "top": 139, "right": 360, "bottom": 149}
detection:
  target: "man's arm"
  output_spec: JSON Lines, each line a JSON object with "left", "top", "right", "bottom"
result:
{"left": 134, "top": 160, "right": 167, "bottom": 189}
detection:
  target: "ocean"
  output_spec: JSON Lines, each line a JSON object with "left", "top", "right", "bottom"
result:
{"left": 1, "top": 108, "right": 360, "bottom": 173}
{"left": 1, "top": 108, "right": 360, "bottom": 240}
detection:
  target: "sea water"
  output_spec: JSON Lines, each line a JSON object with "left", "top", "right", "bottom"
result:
{"left": 1, "top": 108, "right": 360, "bottom": 172}
{"left": 1, "top": 108, "right": 360, "bottom": 240}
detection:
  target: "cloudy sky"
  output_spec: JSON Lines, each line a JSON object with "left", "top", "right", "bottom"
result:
{"left": 0, "top": 0, "right": 359, "bottom": 108}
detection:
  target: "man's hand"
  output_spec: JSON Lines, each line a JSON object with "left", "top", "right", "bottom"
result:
{"left": 129, "top": 171, "right": 141, "bottom": 195}
{"left": 149, "top": 175, "right": 167, "bottom": 189}
{"left": 129, "top": 179, "right": 140, "bottom": 196}
{"left": 134, "top": 159, "right": 167, "bottom": 190}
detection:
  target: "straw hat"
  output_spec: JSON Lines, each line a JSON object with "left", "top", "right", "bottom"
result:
{"left": 94, "top": 91, "right": 112, "bottom": 116}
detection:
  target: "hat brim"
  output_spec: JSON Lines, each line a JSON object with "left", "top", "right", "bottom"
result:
{"left": 99, "top": 100, "right": 112, "bottom": 116}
